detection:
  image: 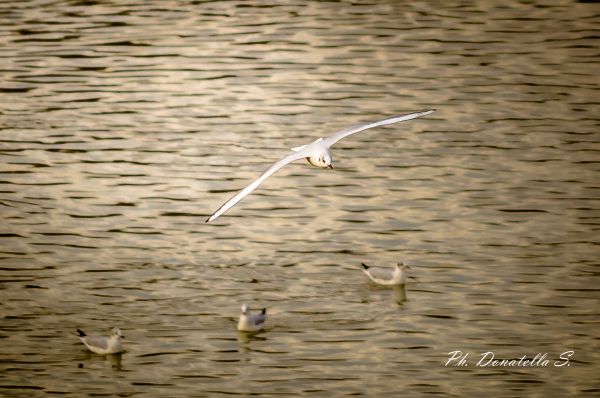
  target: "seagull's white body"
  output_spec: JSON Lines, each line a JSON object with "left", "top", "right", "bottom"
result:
{"left": 361, "top": 262, "right": 409, "bottom": 285}
{"left": 237, "top": 304, "right": 267, "bottom": 332}
{"left": 77, "top": 327, "right": 124, "bottom": 355}
{"left": 206, "top": 110, "right": 435, "bottom": 222}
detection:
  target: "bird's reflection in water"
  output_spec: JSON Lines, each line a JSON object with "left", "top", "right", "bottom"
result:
{"left": 108, "top": 352, "right": 124, "bottom": 370}
{"left": 361, "top": 282, "right": 408, "bottom": 306}
{"left": 78, "top": 351, "right": 124, "bottom": 371}
{"left": 392, "top": 284, "right": 407, "bottom": 305}
{"left": 237, "top": 330, "right": 267, "bottom": 352}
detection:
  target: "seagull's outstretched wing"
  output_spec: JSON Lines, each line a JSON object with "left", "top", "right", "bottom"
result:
{"left": 206, "top": 150, "right": 308, "bottom": 222}
{"left": 323, "top": 109, "right": 435, "bottom": 147}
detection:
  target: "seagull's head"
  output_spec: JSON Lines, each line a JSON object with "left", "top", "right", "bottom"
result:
{"left": 326, "top": 156, "right": 333, "bottom": 169}
{"left": 321, "top": 152, "right": 333, "bottom": 169}
{"left": 241, "top": 304, "right": 249, "bottom": 314}
{"left": 111, "top": 327, "right": 124, "bottom": 339}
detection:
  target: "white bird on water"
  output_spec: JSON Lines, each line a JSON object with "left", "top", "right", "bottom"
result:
{"left": 76, "top": 327, "right": 124, "bottom": 355}
{"left": 206, "top": 110, "right": 435, "bottom": 222}
{"left": 360, "top": 262, "right": 410, "bottom": 285}
{"left": 237, "top": 304, "right": 267, "bottom": 332}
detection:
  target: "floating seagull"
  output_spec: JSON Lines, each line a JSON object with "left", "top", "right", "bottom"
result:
{"left": 76, "top": 327, "right": 124, "bottom": 355}
{"left": 360, "top": 262, "right": 410, "bottom": 285}
{"left": 206, "top": 110, "right": 435, "bottom": 222}
{"left": 237, "top": 304, "right": 267, "bottom": 332}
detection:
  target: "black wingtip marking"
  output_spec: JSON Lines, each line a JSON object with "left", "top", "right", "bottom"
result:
{"left": 261, "top": 308, "right": 266, "bottom": 314}
{"left": 76, "top": 329, "right": 86, "bottom": 337}
{"left": 361, "top": 263, "right": 369, "bottom": 270}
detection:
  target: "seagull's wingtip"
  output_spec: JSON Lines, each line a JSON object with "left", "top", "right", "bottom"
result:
{"left": 360, "top": 262, "right": 369, "bottom": 270}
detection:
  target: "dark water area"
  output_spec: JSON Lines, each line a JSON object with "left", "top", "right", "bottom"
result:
{"left": 1, "top": 1, "right": 599, "bottom": 397}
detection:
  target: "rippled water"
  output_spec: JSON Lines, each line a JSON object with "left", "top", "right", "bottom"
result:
{"left": 1, "top": 1, "right": 599, "bottom": 396}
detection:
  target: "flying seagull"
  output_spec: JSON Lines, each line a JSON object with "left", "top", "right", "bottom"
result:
{"left": 76, "top": 327, "right": 124, "bottom": 355}
{"left": 360, "top": 262, "right": 410, "bottom": 285}
{"left": 237, "top": 304, "right": 267, "bottom": 332}
{"left": 206, "top": 110, "right": 435, "bottom": 222}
